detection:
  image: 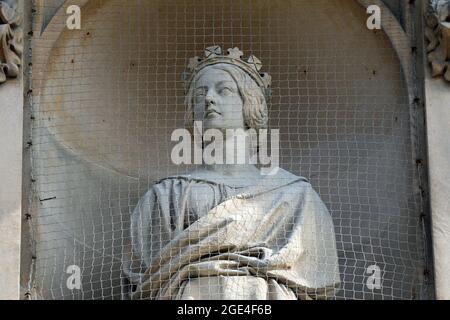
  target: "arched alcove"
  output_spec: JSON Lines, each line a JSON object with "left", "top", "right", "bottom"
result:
{"left": 28, "top": 0, "right": 431, "bottom": 299}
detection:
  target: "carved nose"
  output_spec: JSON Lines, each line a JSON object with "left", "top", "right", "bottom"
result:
{"left": 205, "top": 95, "right": 215, "bottom": 106}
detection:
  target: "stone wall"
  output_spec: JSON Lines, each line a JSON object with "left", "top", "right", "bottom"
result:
{"left": 25, "top": 0, "right": 432, "bottom": 299}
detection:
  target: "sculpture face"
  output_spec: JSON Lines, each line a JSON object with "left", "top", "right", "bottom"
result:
{"left": 193, "top": 67, "right": 245, "bottom": 130}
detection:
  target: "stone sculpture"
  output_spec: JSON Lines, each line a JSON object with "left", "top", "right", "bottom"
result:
{"left": 124, "top": 46, "right": 341, "bottom": 300}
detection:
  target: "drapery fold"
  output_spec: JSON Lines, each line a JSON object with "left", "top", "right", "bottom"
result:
{"left": 124, "top": 169, "right": 341, "bottom": 300}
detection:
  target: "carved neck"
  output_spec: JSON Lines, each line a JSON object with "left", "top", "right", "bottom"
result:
{"left": 203, "top": 130, "right": 259, "bottom": 177}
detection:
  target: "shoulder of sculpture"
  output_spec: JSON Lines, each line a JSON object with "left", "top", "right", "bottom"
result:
{"left": 270, "top": 168, "right": 310, "bottom": 185}
{"left": 271, "top": 169, "right": 324, "bottom": 197}
{"left": 147, "top": 169, "right": 312, "bottom": 191}
{"left": 154, "top": 176, "right": 187, "bottom": 184}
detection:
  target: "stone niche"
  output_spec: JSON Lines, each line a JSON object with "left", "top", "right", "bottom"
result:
{"left": 27, "top": 0, "right": 431, "bottom": 299}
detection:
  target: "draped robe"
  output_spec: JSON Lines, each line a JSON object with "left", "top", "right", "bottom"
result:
{"left": 124, "top": 168, "right": 341, "bottom": 300}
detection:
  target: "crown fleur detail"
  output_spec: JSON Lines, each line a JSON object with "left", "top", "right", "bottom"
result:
{"left": 183, "top": 46, "right": 272, "bottom": 97}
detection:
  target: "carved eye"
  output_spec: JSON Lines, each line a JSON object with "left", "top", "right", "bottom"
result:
{"left": 219, "top": 87, "right": 233, "bottom": 96}
{"left": 194, "top": 89, "right": 206, "bottom": 99}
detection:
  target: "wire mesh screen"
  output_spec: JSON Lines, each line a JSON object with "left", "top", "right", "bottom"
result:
{"left": 27, "top": 0, "right": 431, "bottom": 300}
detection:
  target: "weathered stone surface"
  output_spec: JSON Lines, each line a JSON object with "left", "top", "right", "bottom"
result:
{"left": 30, "top": 0, "right": 430, "bottom": 300}
{"left": 0, "top": 78, "right": 23, "bottom": 299}
{"left": 0, "top": 0, "right": 22, "bottom": 84}
{"left": 425, "top": 0, "right": 450, "bottom": 82}
{"left": 425, "top": 72, "right": 450, "bottom": 300}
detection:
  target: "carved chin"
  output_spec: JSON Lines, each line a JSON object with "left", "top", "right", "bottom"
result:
{"left": 203, "top": 117, "right": 223, "bottom": 128}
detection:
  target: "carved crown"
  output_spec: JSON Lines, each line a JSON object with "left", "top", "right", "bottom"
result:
{"left": 183, "top": 46, "right": 272, "bottom": 97}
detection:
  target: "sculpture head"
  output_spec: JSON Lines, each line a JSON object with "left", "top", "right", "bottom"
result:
{"left": 184, "top": 46, "right": 271, "bottom": 131}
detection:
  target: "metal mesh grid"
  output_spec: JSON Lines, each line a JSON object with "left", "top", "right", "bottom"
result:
{"left": 26, "top": 0, "right": 432, "bottom": 300}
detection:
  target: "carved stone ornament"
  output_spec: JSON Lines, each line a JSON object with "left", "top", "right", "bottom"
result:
{"left": 0, "top": 0, "right": 22, "bottom": 84}
{"left": 183, "top": 46, "right": 272, "bottom": 99}
{"left": 425, "top": 0, "right": 450, "bottom": 82}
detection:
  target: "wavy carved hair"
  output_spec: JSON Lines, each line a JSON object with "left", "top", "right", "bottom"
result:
{"left": 185, "top": 63, "right": 269, "bottom": 130}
